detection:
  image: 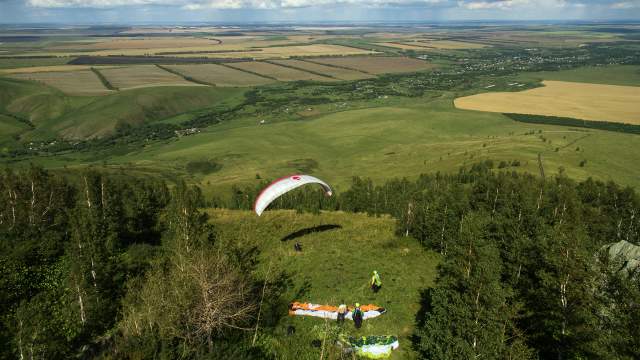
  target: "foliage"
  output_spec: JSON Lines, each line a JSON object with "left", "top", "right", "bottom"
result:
{"left": 505, "top": 113, "right": 640, "bottom": 135}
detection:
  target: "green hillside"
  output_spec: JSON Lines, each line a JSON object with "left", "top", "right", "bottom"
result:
{"left": 0, "top": 77, "right": 246, "bottom": 140}
{"left": 210, "top": 209, "right": 439, "bottom": 359}
{"left": 91, "top": 95, "right": 640, "bottom": 193}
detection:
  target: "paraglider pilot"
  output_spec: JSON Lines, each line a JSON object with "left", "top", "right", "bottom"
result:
{"left": 337, "top": 302, "right": 347, "bottom": 325}
{"left": 352, "top": 303, "right": 363, "bottom": 329}
{"left": 370, "top": 270, "right": 382, "bottom": 293}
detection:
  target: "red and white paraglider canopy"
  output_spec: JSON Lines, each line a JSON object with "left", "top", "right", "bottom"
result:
{"left": 254, "top": 174, "right": 333, "bottom": 216}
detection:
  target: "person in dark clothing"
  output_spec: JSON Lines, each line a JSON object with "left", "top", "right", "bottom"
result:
{"left": 294, "top": 242, "right": 302, "bottom": 252}
{"left": 352, "top": 303, "right": 363, "bottom": 329}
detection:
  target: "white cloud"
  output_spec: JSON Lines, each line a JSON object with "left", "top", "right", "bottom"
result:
{"left": 27, "top": 0, "right": 638, "bottom": 11}
{"left": 610, "top": 0, "right": 639, "bottom": 7}
{"left": 28, "top": 0, "right": 179, "bottom": 7}
{"left": 28, "top": 0, "right": 454, "bottom": 9}
{"left": 458, "top": 0, "right": 527, "bottom": 9}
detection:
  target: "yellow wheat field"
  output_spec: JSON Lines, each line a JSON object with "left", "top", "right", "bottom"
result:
{"left": 454, "top": 80, "right": 640, "bottom": 124}
{"left": 20, "top": 42, "right": 373, "bottom": 59}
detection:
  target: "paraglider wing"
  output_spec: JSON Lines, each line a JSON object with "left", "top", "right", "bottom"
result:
{"left": 254, "top": 175, "right": 333, "bottom": 216}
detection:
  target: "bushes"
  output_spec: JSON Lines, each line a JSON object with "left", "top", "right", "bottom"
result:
{"left": 505, "top": 113, "right": 640, "bottom": 135}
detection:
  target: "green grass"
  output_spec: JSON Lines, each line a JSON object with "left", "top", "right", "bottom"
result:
{"left": 76, "top": 93, "right": 639, "bottom": 195}
{"left": 0, "top": 114, "right": 30, "bottom": 150}
{"left": 0, "top": 114, "right": 30, "bottom": 135}
{"left": 210, "top": 209, "right": 440, "bottom": 359}
{"left": 0, "top": 77, "right": 246, "bottom": 140}
{"left": 516, "top": 65, "right": 640, "bottom": 86}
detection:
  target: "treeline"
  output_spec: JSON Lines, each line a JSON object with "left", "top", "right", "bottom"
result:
{"left": 0, "top": 168, "right": 277, "bottom": 359}
{"left": 229, "top": 161, "right": 640, "bottom": 359}
{"left": 68, "top": 56, "right": 247, "bottom": 65}
{"left": 505, "top": 113, "right": 640, "bottom": 135}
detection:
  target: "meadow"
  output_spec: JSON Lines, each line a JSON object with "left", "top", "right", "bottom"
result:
{"left": 35, "top": 94, "right": 636, "bottom": 195}
{"left": 0, "top": 77, "right": 245, "bottom": 139}
{"left": 209, "top": 209, "right": 440, "bottom": 360}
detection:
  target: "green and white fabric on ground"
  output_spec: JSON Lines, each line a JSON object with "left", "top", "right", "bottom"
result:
{"left": 348, "top": 335, "right": 399, "bottom": 359}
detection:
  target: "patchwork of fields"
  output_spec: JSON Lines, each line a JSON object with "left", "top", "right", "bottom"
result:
{"left": 1, "top": 26, "right": 638, "bottom": 194}
{"left": 99, "top": 65, "right": 204, "bottom": 90}
{"left": 455, "top": 80, "right": 640, "bottom": 124}
{"left": 270, "top": 59, "right": 373, "bottom": 80}
{"left": 376, "top": 40, "right": 487, "bottom": 50}
{"left": 1, "top": 55, "right": 435, "bottom": 92}
{"left": 9, "top": 43, "right": 375, "bottom": 59}
{"left": 164, "top": 64, "right": 275, "bottom": 86}
{"left": 10, "top": 70, "right": 113, "bottom": 96}
{"left": 226, "top": 61, "right": 335, "bottom": 81}
{"left": 309, "top": 56, "right": 434, "bottom": 74}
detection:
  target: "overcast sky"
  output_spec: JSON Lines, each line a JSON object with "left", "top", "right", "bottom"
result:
{"left": 0, "top": 0, "right": 639, "bottom": 23}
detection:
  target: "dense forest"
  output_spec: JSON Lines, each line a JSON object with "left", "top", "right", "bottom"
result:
{"left": 2, "top": 162, "right": 639, "bottom": 359}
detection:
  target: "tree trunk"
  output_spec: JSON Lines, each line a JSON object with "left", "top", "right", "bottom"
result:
{"left": 29, "top": 180, "right": 35, "bottom": 225}
{"left": 83, "top": 177, "right": 92, "bottom": 209}
{"left": 75, "top": 279, "right": 87, "bottom": 325}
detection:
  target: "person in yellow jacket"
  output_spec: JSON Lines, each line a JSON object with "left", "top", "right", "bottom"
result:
{"left": 337, "top": 301, "right": 348, "bottom": 325}
{"left": 370, "top": 270, "right": 382, "bottom": 293}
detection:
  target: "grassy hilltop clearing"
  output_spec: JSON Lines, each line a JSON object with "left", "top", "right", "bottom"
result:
{"left": 210, "top": 209, "right": 439, "bottom": 360}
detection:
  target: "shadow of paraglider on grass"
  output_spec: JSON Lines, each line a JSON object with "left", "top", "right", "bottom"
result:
{"left": 280, "top": 224, "right": 342, "bottom": 242}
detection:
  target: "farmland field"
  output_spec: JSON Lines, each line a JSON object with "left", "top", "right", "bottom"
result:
{"left": 99, "top": 65, "right": 204, "bottom": 90}
{"left": 417, "top": 40, "right": 488, "bottom": 49}
{"left": 52, "top": 36, "right": 223, "bottom": 50}
{"left": 225, "top": 61, "right": 333, "bottom": 81}
{"left": 270, "top": 59, "right": 373, "bottom": 80}
{"left": 164, "top": 64, "right": 275, "bottom": 86}
{"left": 12, "top": 43, "right": 375, "bottom": 59}
{"left": 171, "top": 44, "right": 376, "bottom": 59}
{"left": 0, "top": 57, "right": 72, "bottom": 69}
{"left": 9, "top": 70, "right": 112, "bottom": 96}
{"left": 454, "top": 80, "right": 640, "bottom": 124}
{"left": 309, "top": 56, "right": 434, "bottom": 74}
{"left": 517, "top": 65, "right": 640, "bottom": 87}
{"left": 375, "top": 40, "right": 487, "bottom": 50}
{"left": 0, "top": 65, "right": 116, "bottom": 74}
